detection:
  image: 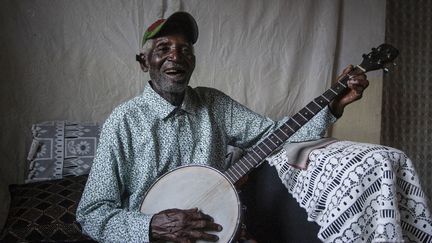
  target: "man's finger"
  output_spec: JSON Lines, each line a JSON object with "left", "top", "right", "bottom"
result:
{"left": 189, "top": 219, "right": 207, "bottom": 228}
{"left": 183, "top": 208, "right": 199, "bottom": 213}
{"left": 348, "top": 79, "right": 369, "bottom": 91}
{"left": 337, "top": 65, "right": 354, "bottom": 81}
{"left": 190, "top": 210, "right": 214, "bottom": 222}
{"left": 343, "top": 65, "right": 353, "bottom": 75}
{"left": 348, "top": 73, "right": 367, "bottom": 82}
{"left": 178, "top": 238, "right": 193, "bottom": 243}
{"left": 184, "top": 230, "right": 219, "bottom": 242}
{"left": 189, "top": 220, "right": 223, "bottom": 231}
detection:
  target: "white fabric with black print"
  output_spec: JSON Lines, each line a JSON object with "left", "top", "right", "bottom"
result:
{"left": 270, "top": 141, "right": 432, "bottom": 243}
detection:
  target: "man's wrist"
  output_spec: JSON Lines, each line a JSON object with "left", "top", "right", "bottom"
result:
{"left": 328, "top": 102, "right": 344, "bottom": 118}
{"left": 149, "top": 214, "right": 158, "bottom": 241}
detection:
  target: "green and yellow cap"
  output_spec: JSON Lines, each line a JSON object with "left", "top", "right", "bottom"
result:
{"left": 142, "top": 12, "right": 199, "bottom": 46}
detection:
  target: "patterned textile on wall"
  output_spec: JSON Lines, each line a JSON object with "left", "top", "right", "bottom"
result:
{"left": 26, "top": 121, "right": 100, "bottom": 183}
{"left": 381, "top": 0, "right": 432, "bottom": 205}
{"left": 269, "top": 141, "right": 432, "bottom": 242}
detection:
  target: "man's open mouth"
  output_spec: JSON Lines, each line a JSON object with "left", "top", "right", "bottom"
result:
{"left": 164, "top": 68, "right": 186, "bottom": 76}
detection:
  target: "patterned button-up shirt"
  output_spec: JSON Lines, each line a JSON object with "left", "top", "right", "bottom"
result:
{"left": 77, "top": 83, "right": 336, "bottom": 242}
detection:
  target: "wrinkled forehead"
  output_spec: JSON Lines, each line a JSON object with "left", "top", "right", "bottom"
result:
{"left": 153, "top": 24, "right": 193, "bottom": 44}
{"left": 152, "top": 33, "right": 193, "bottom": 47}
{"left": 141, "top": 32, "right": 194, "bottom": 55}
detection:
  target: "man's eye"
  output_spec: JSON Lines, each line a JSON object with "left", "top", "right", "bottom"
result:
{"left": 156, "top": 46, "right": 170, "bottom": 53}
{"left": 182, "top": 47, "right": 192, "bottom": 54}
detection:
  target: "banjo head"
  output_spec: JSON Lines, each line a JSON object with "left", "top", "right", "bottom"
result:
{"left": 141, "top": 165, "right": 241, "bottom": 243}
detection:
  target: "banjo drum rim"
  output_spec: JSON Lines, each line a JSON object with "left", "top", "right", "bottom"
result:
{"left": 140, "top": 164, "right": 242, "bottom": 243}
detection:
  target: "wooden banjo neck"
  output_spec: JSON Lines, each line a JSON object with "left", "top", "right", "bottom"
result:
{"left": 224, "top": 44, "right": 399, "bottom": 184}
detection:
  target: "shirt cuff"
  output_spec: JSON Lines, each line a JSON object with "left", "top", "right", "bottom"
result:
{"left": 324, "top": 105, "right": 338, "bottom": 124}
{"left": 128, "top": 212, "right": 154, "bottom": 242}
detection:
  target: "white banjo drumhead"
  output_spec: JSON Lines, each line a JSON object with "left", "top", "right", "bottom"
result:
{"left": 140, "top": 165, "right": 241, "bottom": 243}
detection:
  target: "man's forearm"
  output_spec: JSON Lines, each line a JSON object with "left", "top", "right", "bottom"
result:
{"left": 77, "top": 197, "right": 154, "bottom": 242}
{"left": 286, "top": 105, "right": 337, "bottom": 143}
{"left": 328, "top": 101, "right": 344, "bottom": 118}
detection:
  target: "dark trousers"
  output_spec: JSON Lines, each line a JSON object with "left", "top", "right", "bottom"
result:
{"left": 240, "top": 163, "right": 321, "bottom": 243}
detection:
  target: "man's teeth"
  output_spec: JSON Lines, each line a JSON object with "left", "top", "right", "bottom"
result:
{"left": 166, "top": 70, "right": 184, "bottom": 74}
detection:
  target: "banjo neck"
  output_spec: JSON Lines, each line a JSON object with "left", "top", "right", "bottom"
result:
{"left": 223, "top": 43, "right": 400, "bottom": 184}
{"left": 223, "top": 67, "right": 365, "bottom": 184}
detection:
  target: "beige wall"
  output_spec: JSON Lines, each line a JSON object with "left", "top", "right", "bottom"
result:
{"left": 0, "top": 0, "right": 386, "bottom": 229}
{"left": 331, "top": 0, "right": 386, "bottom": 144}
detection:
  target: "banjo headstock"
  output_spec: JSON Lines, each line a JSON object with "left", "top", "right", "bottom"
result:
{"left": 358, "top": 44, "right": 399, "bottom": 73}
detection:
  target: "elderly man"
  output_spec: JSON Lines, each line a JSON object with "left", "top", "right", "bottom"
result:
{"left": 77, "top": 12, "right": 369, "bottom": 242}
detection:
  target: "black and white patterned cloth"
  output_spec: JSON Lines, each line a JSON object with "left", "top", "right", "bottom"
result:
{"left": 269, "top": 141, "right": 432, "bottom": 243}
{"left": 26, "top": 121, "right": 100, "bottom": 183}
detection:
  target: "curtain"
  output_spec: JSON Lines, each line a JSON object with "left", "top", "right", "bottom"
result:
{"left": 381, "top": 0, "right": 432, "bottom": 205}
{"left": 0, "top": 0, "right": 341, "bottom": 227}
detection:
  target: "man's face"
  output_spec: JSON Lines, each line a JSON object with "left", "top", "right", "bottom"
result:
{"left": 146, "top": 34, "right": 195, "bottom": 96}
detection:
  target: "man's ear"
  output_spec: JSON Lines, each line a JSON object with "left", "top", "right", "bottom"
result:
{"left": 137, "top": 53, "right": 149, "bottom": 72}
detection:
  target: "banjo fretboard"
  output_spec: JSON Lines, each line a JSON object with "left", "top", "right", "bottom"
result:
{"left": 223, "top": 70, "right": 356, "bottom": 184}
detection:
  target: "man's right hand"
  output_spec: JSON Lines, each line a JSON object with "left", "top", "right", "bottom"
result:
{"left": 150, "top": 208, "right": 223, "bottom": 243}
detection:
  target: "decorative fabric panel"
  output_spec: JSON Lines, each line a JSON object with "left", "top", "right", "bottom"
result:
{"left": 26, "top": 121, "right": 100, "bottom": 183}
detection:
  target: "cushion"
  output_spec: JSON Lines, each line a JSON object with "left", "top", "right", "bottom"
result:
{"left": 26, "top": 121, "right": 100, "bottom": 183}
{"left": 0, "top": 175, "right": 94, "bottom": 242}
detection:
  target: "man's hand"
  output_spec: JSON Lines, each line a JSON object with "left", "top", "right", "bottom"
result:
{"left": 329, "top": 65, "right": 369, "bottom": 118}
{"left": 150, "top": 208, "right": 223, "bottom": 243}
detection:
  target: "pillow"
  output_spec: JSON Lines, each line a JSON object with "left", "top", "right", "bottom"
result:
{"left": 0, "top": 175, "right": 94, "bottom": 242}
{"left": 26, "top": 121, "right": 100, "bottom": 183}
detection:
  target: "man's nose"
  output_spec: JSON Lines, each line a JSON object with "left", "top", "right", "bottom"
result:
{"left": 167, "top": 48, "right": 183, "bottom": 62}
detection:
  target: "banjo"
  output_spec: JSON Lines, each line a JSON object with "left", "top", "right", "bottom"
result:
{"left": 140, "top": 44, "right": 399, "bottom": 242}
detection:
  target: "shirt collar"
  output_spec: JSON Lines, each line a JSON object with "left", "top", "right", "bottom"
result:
{"left": 142, "top": 82, "right": 198, "bottom": 119}
{"left": 181, "top": 87, "right": 198, "bottom": 115}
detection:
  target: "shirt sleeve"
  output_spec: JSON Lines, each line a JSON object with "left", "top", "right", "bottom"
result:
{"left": 285, "top": 105, "right": 337, "bottom": 143}
{"left": 76, "top": 112, "right": 153, "bottom": 242}
{"left": 221, "top": 90, "right": 336, "bottom": 148}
